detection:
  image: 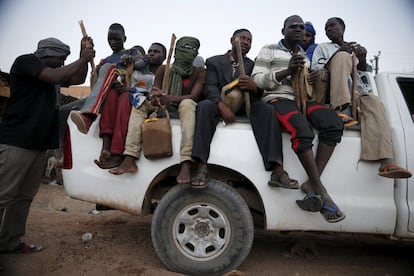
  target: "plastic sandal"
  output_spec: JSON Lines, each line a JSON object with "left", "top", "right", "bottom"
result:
{"left": 296, "top": 193, "right": 323, "bottom": 212}
{"left": 320, "top": 204, "right": 346, "bottom": 223}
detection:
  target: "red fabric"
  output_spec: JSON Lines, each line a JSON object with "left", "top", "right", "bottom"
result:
{"left": 99, "top": 90, "right": 131, "bottom": 155}
{"left": 276, "top": 110, "right": 301, "bottom": 152}
{"left": 306, "top": 103, "right": 328, "bottom": 117}
{"left": 62, "top": 127, "right": 72, "bottom": 169}
{"left": 90, "top": 65, "right": 118, "bottom": 115}
{"left": 111, "top": 92, "right": 131, "bottom": 154}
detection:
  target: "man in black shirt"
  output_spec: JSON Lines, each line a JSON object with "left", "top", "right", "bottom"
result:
{"left": 0, "top": 36, "right": 94, "bottom": 254}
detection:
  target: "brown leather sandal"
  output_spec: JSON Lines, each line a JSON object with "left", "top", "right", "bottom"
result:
{"left": 268, "top": 170, "right": 299, "bottom": 189}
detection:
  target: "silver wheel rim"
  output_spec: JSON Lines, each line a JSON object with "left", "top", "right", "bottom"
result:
{"left": 173, "top": 202, "right": 231, "bottom": 261}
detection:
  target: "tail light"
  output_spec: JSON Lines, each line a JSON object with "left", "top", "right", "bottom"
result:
{"left": 61, "top": 127, "right": 73, "bottom": 169}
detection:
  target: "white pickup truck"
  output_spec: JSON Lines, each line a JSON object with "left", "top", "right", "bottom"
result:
{"left": 61, "top": 71, "right": 414, "bottom": 275}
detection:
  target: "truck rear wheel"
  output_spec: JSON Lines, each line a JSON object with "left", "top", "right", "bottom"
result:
{"left": 151, "top": 179, "right": 254, "bottom": 275}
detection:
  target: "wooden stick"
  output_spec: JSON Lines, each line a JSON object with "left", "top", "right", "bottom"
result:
{"left": 234, "top": 37, "right": 251, "bottom": 115}
{"left": 161, "top": 33, "right": 177, "bottom": 93}
{"left": 125, "top": 63, "right": 134, "bottom": 92}
{"left": 301, "top": 69, "right": 307, "bottom": 115}
{"left": 351, "top": 53, "right": 358, "bottom": 120}
{"left": 78, "top": 20, "right": 97, "bottom": 88}
{"left": 292, "top": 68, "right": 303, "bottom": 113}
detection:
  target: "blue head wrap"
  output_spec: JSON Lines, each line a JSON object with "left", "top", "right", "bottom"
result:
{"left": 305, "top": 22, "right": 316, "bottom": 36}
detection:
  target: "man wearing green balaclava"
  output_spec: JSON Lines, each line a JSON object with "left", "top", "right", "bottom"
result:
{"left": 110, "top": 36, "right": 206, "bottom": 187}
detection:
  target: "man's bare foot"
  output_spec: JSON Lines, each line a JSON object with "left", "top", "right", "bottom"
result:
{"left": 99, "top": 135, "right": 112, "bottom": 162}
{"left": 300, "top": 180, "right": 312, "bottom": 193}
{"left": 319, "top": 196, "right": 345, "bottom": 223}
{"left": 99, "top": 149, "right": 111, "bottom": 163}
{"left": 191, "top": 163, "right": 208, "bottom": 188}
{"left": 109, "top": 155, "right": 138, "bottom": 175}
{"left": 176, "top": 161, "right": 192, "bottom": 184}
{"left": 95, "top": 155, "right": 123, "bottom": 169}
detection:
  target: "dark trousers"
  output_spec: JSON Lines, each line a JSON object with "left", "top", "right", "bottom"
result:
{"left": 192, "top": 99, "right": 284, "bottom": 170}
{"left": 250, "top": 101, "right": 284, "bottom": 171}
{"left": 191, "top": 99, "right": 220, "bottom": 164}
{"left": 270, "top": 99, "right": 343, "bottom": 154}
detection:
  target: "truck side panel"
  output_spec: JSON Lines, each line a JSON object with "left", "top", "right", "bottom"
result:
{"left": 376, "top": 73, "right": 414, "bottom": 236}
{"left": 64, "top": 115, "right": 398, "bottom": 235}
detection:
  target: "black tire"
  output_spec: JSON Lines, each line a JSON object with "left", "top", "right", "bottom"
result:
{"left": 151, "top": 179, "right": 254, "bottom": 276}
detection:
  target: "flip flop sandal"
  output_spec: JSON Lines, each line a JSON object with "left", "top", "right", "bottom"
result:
{"left": 378, "top": 163, "right": 412, "bottom": 179}
{"left": 296, "top": 193, "right": 323, "bottom": 212}
{"left": 268, "top": 170, "right": 299, "bottom": 189}
{"left": 320, "top": 204, "right": 346, "bottom": 223}
{"left": 337, "top": 112, "right": 358, "bottom": 128}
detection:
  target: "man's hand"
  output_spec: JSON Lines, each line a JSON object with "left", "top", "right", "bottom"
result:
{"left": 120, "top": 54, "right": 136, "bottom": 66}
{"left": 80, "top": 47, "right": 95, "bottom": 62}
{"left": 80, "top": 36, "right": 95, "bottom": 61}
{"left": 218, "top": 101, "right": 235, "bottom": 124}
{"left": 238, "top": 75, "right": 257, "bottom": 92}
{"left": 288, "top": 54, "right": 306, "bottom": 75}
{"left": 307, "top": 70, "right": 321, "bottom": 85}
{"left": 111, "top": 80, "right": 124, "bottom": 93}
{"left": 149, "top": 87, "right": 165, "bottom": 106}
{"left": 339, "top": 41, "right": 366, "bottom": 56}
{"left": 81, "top": 36, "right": 94, "bottom": 50}
{"left": 340, "top": 41, "right": 368, "bottom": 70}
{"left": 354, "top": 44, "right": 367, "bottom": 60}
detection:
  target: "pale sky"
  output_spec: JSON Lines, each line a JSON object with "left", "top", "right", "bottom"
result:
{"left": 1, "top": 0, "right": 413, "bottom": 84}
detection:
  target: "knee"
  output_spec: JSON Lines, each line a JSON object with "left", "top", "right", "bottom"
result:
{"left": 294, "top": 138, "right": 314, "bottom": 154}
{"left": 332, "top": 51, "right": 351, "bottom": 62}
{"left": 196, "top": 100, "right": 216, "bottom": 116}
{"left": 319, "top": 120, "right": 344, "bottom": 145}
{"left": 250, "top": 101, "right": 273, "bottom": 115}
{"left": 291, "top": 125, "right": 315, "bottom": 154}
{"left": 179, "top": 99, "right": 197, "bottom": 113}
{"left": 135, "top": 104, "right": 149, "bottom": 117}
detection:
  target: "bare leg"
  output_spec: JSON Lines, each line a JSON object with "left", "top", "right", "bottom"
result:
{"left": 315, "top": 143, "right": 335, "bottom": 175}
{"left": 99, "top": 134, "right": 112, "bottom": 162}
{"left": 301, "top": 143, "right": 335, "bottom": 194}
{"left": 297, "top": 149, "right": 324, "bottom": 196}
{"left": 297, "top": 148, "right": 345, "bottom": 222}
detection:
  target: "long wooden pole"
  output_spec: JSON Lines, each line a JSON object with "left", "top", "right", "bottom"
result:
{"left": 78, "top": 20, "right": 97, "bottom": 88}
{"left": 162, "top": 33, "right": 177, "bottom": 93}
{"left": 234, "top": 37, "right": 250, "bottom": 116}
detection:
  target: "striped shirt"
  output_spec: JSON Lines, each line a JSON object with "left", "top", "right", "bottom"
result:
{"left": 252, "top": 40, "right": 308, "bottom": 103}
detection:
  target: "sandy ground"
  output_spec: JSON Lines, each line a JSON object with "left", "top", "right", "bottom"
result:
{"left": 1, "top": 183, "right": 414, "bottom": 276}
